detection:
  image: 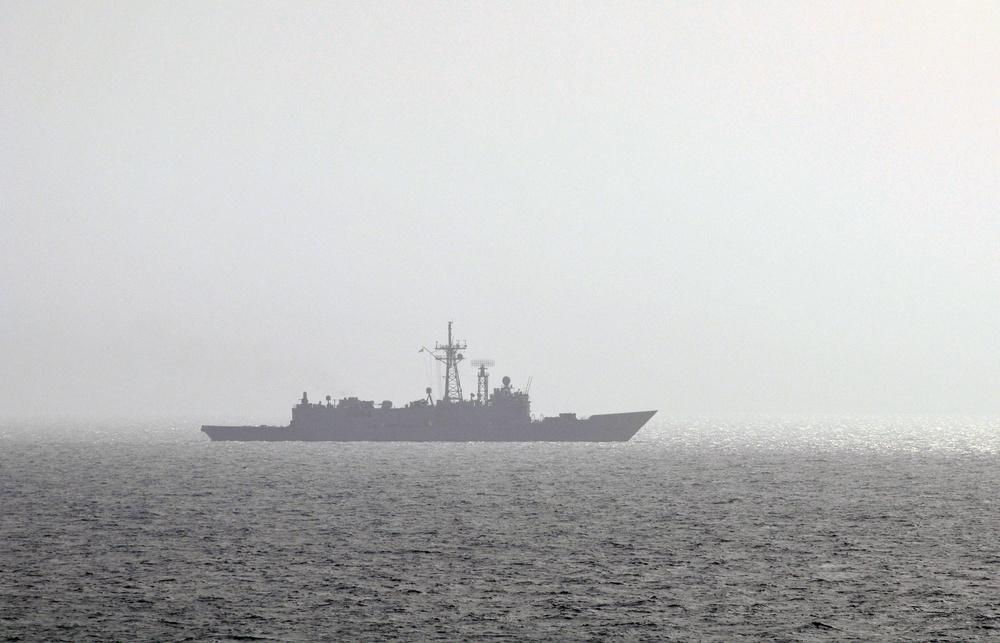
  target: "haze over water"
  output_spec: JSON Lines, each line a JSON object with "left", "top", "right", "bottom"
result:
{"left": 3, "top": 3, "right": 999, "bottom": 641}
{"left": 2, "top": 3, "right": 997, "bottom": 420}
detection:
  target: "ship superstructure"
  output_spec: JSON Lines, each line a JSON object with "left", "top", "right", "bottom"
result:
{"left": 202, "top": 323, "right": 655, "bottom": 442}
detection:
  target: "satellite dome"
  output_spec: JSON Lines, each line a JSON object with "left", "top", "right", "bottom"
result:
{"left": 502, "top": 376, "right": 511, "bottom": 387}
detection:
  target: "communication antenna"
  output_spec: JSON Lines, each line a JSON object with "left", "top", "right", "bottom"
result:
{"left": 470, "top": 359, "right": 495, "bottom": 406}
{"left": 418, "top": 346, "right": 439, "bottom": 400}
{"left": 525, "top": 376, "right": 533, "bottom": 395}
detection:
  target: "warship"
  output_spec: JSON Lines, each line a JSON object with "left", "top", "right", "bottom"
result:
{"left": 202, "top": 323, "right": 656, "bottom": 442}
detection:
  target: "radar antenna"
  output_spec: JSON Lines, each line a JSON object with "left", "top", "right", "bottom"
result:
{"left": 433, "top": 321, "right": 467, "bottom": 403}
{"left": 470, "top": 359, "right": 495, "bottom": 406}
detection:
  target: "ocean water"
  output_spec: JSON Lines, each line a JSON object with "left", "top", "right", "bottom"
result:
{"left": 2, "top": 417, "right": 999, "bottom": 642}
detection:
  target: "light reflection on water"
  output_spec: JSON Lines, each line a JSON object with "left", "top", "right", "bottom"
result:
{"left": 635, "top": 416, "right": 1000, "bottom": 454}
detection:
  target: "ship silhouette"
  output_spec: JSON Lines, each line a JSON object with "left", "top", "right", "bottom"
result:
{"left": 202, "top": 323, "right": 656, "bottom": 442}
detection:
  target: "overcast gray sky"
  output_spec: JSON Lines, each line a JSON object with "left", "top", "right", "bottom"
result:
{"left": 2, "top": 2, "right": 997, "bottom": 421}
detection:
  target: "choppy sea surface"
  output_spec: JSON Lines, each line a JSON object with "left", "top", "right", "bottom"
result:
{"left": 2, "top": 417, "right": 999, "bottom": 642}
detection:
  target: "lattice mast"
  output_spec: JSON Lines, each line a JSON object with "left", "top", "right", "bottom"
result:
{"left": 434, "top": 321, "right": 467, "bottom": 403}
{"left": 471, "top": 359, "right": 495, "bottom": 406}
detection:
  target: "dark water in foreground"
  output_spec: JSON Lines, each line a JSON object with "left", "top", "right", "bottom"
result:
{"left": 2, "top": 418, "right": 999, "bottom": 642}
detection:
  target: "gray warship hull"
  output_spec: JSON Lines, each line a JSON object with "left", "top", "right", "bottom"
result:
{"left": 201, "top": 323, "right": 656, "bottom": 442}
{"left": 202, "top": 410, "right": 656, "bottom": 442}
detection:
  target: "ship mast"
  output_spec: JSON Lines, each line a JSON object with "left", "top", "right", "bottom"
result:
{"left": 434, "top": 321, "right": 467, "bottom": 403}
{"left": 470, "top": 359, "right": 494, "bottom": 406}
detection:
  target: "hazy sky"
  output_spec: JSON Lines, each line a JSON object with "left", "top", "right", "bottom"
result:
{"left": 2, "top": 2, "right": 998, "bottom": 421}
